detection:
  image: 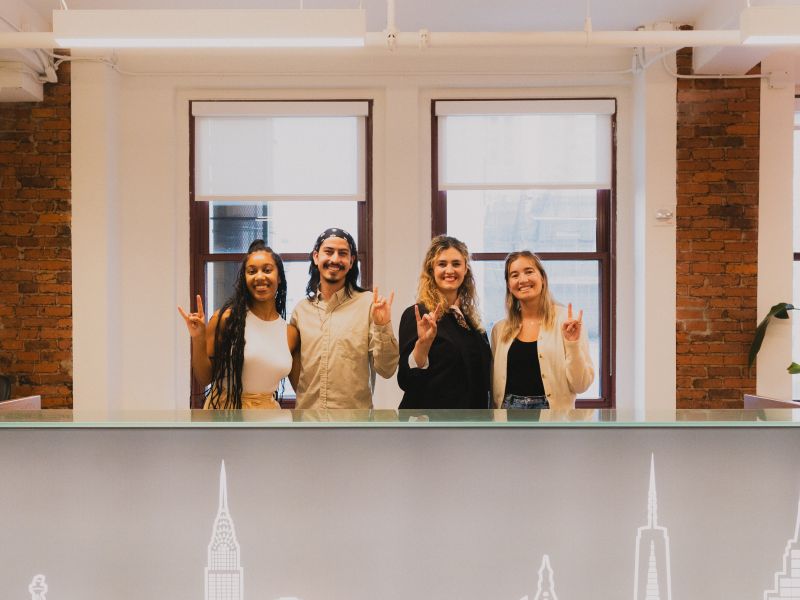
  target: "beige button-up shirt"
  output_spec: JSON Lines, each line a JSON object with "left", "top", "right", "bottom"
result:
{"left": 290, "top": 287, "right": 399, "bottom": 409}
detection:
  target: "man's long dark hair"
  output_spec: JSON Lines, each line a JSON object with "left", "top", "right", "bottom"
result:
{"left": 305, "top": 227, "right": 365, "bottom": 299}
{"left": 205, "top": 240, "right": 287, "bottom": 409}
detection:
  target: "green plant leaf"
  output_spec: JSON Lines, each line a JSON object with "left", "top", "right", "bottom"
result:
{"left": 788, "top": 363, "right": 800, "bottom": 374}
{"left": 749, "top": 302, "right": 796, "bottom": 368}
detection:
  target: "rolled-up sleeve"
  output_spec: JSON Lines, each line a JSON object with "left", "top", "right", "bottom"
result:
{"left": 369, "top": 321, "right": 399, "bottom": 379}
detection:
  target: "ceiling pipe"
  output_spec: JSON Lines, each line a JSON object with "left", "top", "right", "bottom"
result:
{"left": 0, "top": 29, "right": 743, "bottom": 50}
{"left": 365, "top": 29, "right": 742, "bottom": 48}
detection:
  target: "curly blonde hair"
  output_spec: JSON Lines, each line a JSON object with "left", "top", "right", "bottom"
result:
{"left": 502, "top": 251, "right": 557, "bottom": 342}
{"left": 417, "top": 235, "right": 483, "bottom": 332}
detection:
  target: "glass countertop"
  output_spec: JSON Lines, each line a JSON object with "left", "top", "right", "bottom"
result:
{"left": 1, "top": 408, "right": 800, "bottom": 428}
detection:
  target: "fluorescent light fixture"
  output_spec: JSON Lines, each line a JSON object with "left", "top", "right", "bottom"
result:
{"left": 52, "top": 9, "right": 366, "bottom": 48}
{"left": 741, "top": 6, "right": 800, "bottom": 45}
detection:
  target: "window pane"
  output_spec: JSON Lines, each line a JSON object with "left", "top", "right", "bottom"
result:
{"left": 447, "top": 189, "right": 597, "bottom": 253}
{"left": 196, "top": 116, "right": 361, "bottom": 196}
{"left": 440, "top": 113, "right": 611, "bottom": 187}
{"left": 209, "top": 200, "right": 358, "bottom": 254}
{"left": 206, "top": 261, "right": 239, "bottom": 318}
{"left": 471, "top": 259, "right": 601, "bottom": 400}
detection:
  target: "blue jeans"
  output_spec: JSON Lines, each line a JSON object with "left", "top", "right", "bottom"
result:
{"left": 502, "top": 394, "right": 550, "bottom": 409}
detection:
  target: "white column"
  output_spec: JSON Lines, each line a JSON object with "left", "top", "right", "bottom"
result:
{"left": 632, "top": 55, "right": 678, "bottom": 415}
{"left": 71, "top": 59, "right": 121, "bottom": 410}
{"left": 757, "top": 53, "right": 796, "bottom": 399}
{"left": 372, "top": 84, "right": 420, "bottom": 409}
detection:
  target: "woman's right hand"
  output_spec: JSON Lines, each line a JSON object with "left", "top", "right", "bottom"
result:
{"left": 415, "top": 302, "right": 441, "bottom": 347}
{"left": 178, "top": 294, "right": 207, "bottom": 339}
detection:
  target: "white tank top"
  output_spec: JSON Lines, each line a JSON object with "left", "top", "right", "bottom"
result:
{"left": 241, "top": 313, "right": 292, "bottom": 395}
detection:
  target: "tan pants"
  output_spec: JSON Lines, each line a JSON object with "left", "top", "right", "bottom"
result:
{"left": 204, "top": 392, "right": 281, "bottom": 410}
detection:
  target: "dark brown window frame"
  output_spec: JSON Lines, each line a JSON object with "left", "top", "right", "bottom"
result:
{"left": 431, "top": 98, "right": 616, "bottom": 408}
{"left": 189, "top": 99, "right": 374, "bottom": 407}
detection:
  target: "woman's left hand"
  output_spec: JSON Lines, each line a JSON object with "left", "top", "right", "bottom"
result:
{"left": 562, "top": 303, "right": 583, "bottom": 342}
{"left": 371, "top": 287, "right": 395, "bottom": 326}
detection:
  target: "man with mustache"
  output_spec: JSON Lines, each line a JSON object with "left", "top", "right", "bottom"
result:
{"left": 289, "top": 228, "right": 399, "bottom": 409}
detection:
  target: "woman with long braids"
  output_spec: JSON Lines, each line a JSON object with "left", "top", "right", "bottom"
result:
{"left": 178, "top": 240, "right": 298, "bottom": 409}
{"left": 397, "top": 235, "right": 492, "bottom": 409}
{"left": 490, "top": 251, "right": 593, "bottom": 410}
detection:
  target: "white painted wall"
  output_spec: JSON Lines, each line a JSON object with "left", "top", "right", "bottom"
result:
{"left": 756, "top": 53, "right": 797, "bottom": 399}
{"left": 632, "top": 53, "right": 678, "bottom": 416}
{"left": 70, "top": 46, "right": 659, "bottom": 410}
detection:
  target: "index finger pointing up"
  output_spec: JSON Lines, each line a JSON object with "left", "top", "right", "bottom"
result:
{"left": 578, "top": 309, "right": 583, "bottom": 323}
{"left": 567, "top": 302, "right": 573, "bottom": 320}
{"left": 373, "top": 286, "right": 378, "bottom": 304}
{"left": 196, "top": 294, "right": 205, "bottom": 317}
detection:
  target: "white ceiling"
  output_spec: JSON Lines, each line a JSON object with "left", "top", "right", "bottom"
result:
{"left": 17, "top": 0, "right": 768, "bottom": 34}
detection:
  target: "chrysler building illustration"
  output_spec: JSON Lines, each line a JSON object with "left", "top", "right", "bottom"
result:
{"left": 205, "top": 461, "right": 244, "bottom": 600}
{"left": 633, "top": 454, "right": 672, "bottom": 600}
{"left": 764, "top": 494, "right": 800, "bottom": 599}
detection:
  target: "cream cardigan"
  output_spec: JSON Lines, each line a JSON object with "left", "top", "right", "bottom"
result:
{"left": 490, "top": 306, "right": 595, "bottom": 410}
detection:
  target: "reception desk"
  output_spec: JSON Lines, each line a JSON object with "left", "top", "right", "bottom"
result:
{"left": 1, "top": 409, "right": 799, "bottom": 600}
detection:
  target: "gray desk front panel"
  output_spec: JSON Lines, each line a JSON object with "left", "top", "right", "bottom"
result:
{"left": 1, "top": 428, "right": 797, "bottom": 599}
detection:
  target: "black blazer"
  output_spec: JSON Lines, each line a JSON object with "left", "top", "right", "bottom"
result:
{"left": 397, "top": 303, "right": 492, "bottom": 409}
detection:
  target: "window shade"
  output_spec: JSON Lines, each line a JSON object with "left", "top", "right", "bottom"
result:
{"left": 194, "top": 101, "right": 368, "bottom": 201}
{"left": 436, "top": 99, "right": 614, "bottom": 190}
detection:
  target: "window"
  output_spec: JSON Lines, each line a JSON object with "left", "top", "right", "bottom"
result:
{"left": 190, "top": 100, "right": 372, "bottom": 404}
{"left": 433, "top": 98, "right": 615, "bottom": 407}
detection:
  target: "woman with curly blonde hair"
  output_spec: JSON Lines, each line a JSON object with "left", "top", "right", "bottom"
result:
{"left": 397, "top": 236, "right": 492, "bottom": 409}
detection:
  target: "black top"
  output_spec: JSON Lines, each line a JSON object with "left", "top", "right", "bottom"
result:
{"left": 397, "top": 304, "right": 492, "bottom": 409}
{"left": 504, "top": 338, "right": 545, "bottom": 396}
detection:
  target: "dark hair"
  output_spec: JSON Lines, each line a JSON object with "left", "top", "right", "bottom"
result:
{"left": 205, "top": 240, "right": 287, "bottom": 409}
{"left": 305, "top": 227, "right": 365, "bottom": 299}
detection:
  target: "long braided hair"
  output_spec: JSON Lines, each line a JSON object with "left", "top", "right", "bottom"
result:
{"left": 205, "top": 240, "right": 287, "bottom": 409}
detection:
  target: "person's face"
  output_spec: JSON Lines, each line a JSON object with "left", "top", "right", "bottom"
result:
{"left": 432, "top": 247, "right": 467, "bottom": 295}
{"left": 245, "top": 251, "right": 280, "bottom": 303}
{"left": 313, "top": 237, "right": 354, "bottom": 285}
{"left": 506, "top": 257, "right": 544, "bottom": 302}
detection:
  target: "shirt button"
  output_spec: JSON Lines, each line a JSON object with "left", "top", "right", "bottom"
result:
{"left": 538, "top": 354, "right": 543, "bottom": 359}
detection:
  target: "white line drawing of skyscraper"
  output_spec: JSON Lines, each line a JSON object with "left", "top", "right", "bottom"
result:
{"left": 28, "top": 574, "right": 47, "bottom": 600}
{"left": 763, "top": 494, "right": 800, "bottom": 599}
{"left": 205, "top": 460, "right": 244, "bottom": 600}
{"left": 633, "top": 454, "right": 672, "bottom": 600}
{"left": 533, "top": 554, "right": 559, "bottom": 600}
{"left": 519, "top": 554, "right": 559, "bottom": 600}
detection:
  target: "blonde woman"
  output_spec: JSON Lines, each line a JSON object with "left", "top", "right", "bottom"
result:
{"left": 491, "top": 251, "right": 594, "bottom": 410}
{"left": 398, "top": 236, "right": 492, "bottom": 409}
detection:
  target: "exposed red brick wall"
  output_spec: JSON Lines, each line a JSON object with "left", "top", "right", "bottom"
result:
{"left": 675, "top": 48, "right": 759, "bottom": 409}
{"left": 0, "top": 62, "right": 71, "bottom": 408}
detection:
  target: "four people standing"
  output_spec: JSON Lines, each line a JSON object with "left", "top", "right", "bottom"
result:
{"left": 181, "top": 232, "right": 594, "bottom": 410}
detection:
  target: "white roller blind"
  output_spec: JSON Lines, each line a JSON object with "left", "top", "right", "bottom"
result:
{"left": 437, "top": 99, "right": 614, "bottom": 190}
{"left": 194, "top": 101, "right": 368, "bottom": 201}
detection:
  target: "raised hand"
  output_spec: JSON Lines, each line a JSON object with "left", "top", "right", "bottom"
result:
{"left": 415, "top": 302, "right": 442, "bottom": 346}
{"left": 178, "top": 294, "right": 207, "bottom": 339}
{"left": 371, "top": 287, "right": 395, "bottom": 326}
{"left": 562, "top": 302, "right": 583, "bottom": 342}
